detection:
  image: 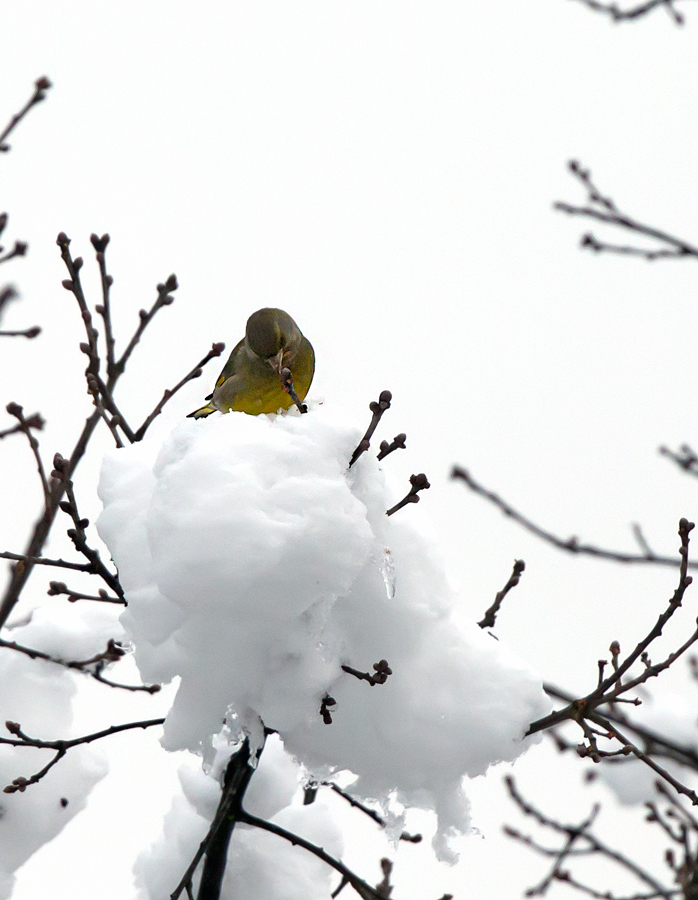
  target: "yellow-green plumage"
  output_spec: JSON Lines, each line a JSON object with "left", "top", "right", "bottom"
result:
{"left": 188, "top": 308, "right": 315, "bottom": 418}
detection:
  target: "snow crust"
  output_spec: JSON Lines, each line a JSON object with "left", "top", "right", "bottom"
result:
{"left": 97, "top": 403, "right": 549, "bottom": 872}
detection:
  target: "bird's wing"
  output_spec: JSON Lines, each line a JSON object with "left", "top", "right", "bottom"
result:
{"left": 214, "top": 338, "right": 246, "bottom": 390}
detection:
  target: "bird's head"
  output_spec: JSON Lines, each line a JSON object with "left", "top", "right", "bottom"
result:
{"left": 245, "top": 308, "right": 301, "bottom": 372}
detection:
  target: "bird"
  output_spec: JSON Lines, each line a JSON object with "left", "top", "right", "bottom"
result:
{"left": 187, "top": 308, "right": 315, "bottom": 418}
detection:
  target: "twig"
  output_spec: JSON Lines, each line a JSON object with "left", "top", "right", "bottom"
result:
{"left": 0, "top": 551, "right": 93, "bottom": 573}
{"left": 341, "top": 659, "right": 392, "bottom": 686}
{"left": 2, "top": 717, "right": 165, "bottom": 792}
{"left": 133, "top": 342, "right": 226, "bottom": 441}
{"left": 525, "top": 519, "right": 695, "bottom": 793}
{"left": 324, "top": 782, "right": 422, "bottom": 843}
{"left": 451, "top": 466, "right": 697, "bottom": 569}
{"left": 0, "top": 326, "right": 41, "bottom": 339}
{"left": 591, "top": 712, "right": 698, "bottom": 806}
{"left": 478, "top": 559, "right": 525, "bottom": 629}
{"left": 239, "top": 809, "right": 388, "bottom": 900}
{"left": 377, "top": 434, "right": 407, "bottom": 461}
{"left": 659, "top": 444, "right": 698, "bottom": 479}
{"left": 115, "top": 274, "right": 178, "bottom": 377}
{"left": 505, "top": 776, "right": 673, "bottom": 898}
{"left": 0, "top": 241, "right": 28, "bottom": 265}
{"left": 47, "top": 581, "right": 125, "bottom": 605}
{"left": 386, "top": 473, "right": 430, "bottom": 516}
{"left": 544, "top": 684, "right": 698, "bottom": 771}
{"left": 0, "top": 77, "right": 52, "bottom": 153}
{"left": 569, "top": 0, "right": 691, "bottom": 24}
{"left": 3, "top": 404, "right": 47, "bottom": 498}
{"left": 279, "top": 366, "right": 308, "bottom": 414}
{"left": 90, "top": 234, "right": 116, "bottom": 376}
{"left": 349, "top": 391, "right": 393, "bottom": 468}
{"left": 0, "top": 636, "right": 159, "bottom": 695}
{"left": 53, "top": 453, "right": 125, "bottom": 600}
{"left": 555, "top": 160, "right": 698, "bottom": 260}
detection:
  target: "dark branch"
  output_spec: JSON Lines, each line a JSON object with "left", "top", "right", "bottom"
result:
{"left": 349, "top": 391, "right": 392, "bottom": 468}
{"left": 133, "top": 342, "right": 226, "bottom": 441}
{"left": 341, "top": 659, "right": 392, "bottom": 686}
{"left": 2, "top": 716, "right": 164, "bottom": 792}
{"left": 323, "top": 782, "right": 422, "bottom": 843}
{"left": 452, "top": 466, "right": 697, "bottom": 569}
{"left": 0, "top": 636, "right": 159, "bottom": 695}
{"left": 659, "top": 444, "right": 698, "bottom": 479}
{"left": 570, "top": 0, "right": 691, "bottom": 24}
{"left": 0, "top": 77, "right": 52, "bottom": 153}
{"left": 555, "top": 160, "right": 698, "bottom": 260}
{"left": 386, "top": 473, "right": 430, "bottom": 516}
{"left": 478, "top": 559, "right": 525, "bottom": 629}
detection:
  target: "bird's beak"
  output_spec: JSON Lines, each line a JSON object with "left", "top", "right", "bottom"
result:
{"left": 268, "top": 348, "right": 284, "bottom": 373}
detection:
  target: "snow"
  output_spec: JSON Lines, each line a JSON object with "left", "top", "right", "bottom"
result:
{"left": 0, "top": 612, "right": 109, "bottom": 899}
{"left": 97, "top": 402, "right": 549, "bottom": 876}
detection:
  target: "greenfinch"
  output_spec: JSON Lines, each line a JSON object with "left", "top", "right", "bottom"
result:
{"left": 188, "top": 308, "right": 315, "bottom": 418}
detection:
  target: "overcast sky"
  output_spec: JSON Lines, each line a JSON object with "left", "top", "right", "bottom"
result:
{"left": 2, "top": 2, "right": 698, "bottom": 898}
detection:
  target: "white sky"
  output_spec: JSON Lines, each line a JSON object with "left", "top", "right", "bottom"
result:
{"left": 2, "top": 1, "right": 698, "bottom": 898}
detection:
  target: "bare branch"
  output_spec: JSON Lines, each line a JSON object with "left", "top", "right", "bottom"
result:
{"left": 341, "top": 659, "right": 392, "bottom": 686}
{"left": 452, "top": 466, "right": 697, "bottom": 569}
{"left": 349, "top": 391, "right": 393, "bottom": 468}
{"left": 386, "top": 473, "right": 430, "bottom": 516}
{"left": 1, "top": 717, "right": 164, "bottom": 792}
{"left": 0, "top": 636, "right": 159, "bottom": 695}
{"left": 133, "top": 342, "right": 226, "bottom": 441}
{"left": 570, "top": 0, "right": 692, "bottom": 25}
{"left": 659, "top": 444, "right": 698, "bottom": 479}
{"left": 555, "top": 161, "right": 698, "bottom": 260}
{"left": 478, "top": 559, "right": 525, "bottom": 629}
{"left": 0, "top": 77, "right": 52, "bottom": 153}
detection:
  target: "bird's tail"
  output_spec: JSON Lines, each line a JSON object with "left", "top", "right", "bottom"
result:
{"left": 187, "top": 403, "right": 217, "bottom": 419}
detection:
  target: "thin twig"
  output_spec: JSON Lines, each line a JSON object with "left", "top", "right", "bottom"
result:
{"left": 2, "top": 717, "right": 165, "bottom": 792}
{"left": 452, "top": 466, "right": 697, "bottom": 569}
{"left": 133, "top": 342, "right": 226, "bottom": 441}
{"left": 555, "top": 160, "right": 698, "bottom": 260}
{"left": 0, "top": 77, "right": 52, "bottom": 152}
{"left": 386, "top": 473, "right": 430, "bottom": 516}
{"left": 341, "top": 659, "right": 392, "bottom": 686}
{"left": 569, "top": 0, "right": 691, "bottom": 24}
{"left": 0, "top": 636, "right": 159, "bottom": 695}
{"left": 478, "top": 559, "right": 525, "bottom": 629}
{"left": 3, "top": 404, "right": 48, "bottom": 498}
{"left": 349, "top": 392, "right": 393, "bottom": 468}
{"left": 325, "top": 782, "right": 422, "bottom": 843}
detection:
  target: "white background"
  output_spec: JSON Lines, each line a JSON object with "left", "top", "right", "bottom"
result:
{"left": 1, "top": 1, "right": 698, "bottom": 897}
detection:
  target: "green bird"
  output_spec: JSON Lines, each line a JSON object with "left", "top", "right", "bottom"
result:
{"left": 188, "top": 308, "right": 315, "bottom": 418}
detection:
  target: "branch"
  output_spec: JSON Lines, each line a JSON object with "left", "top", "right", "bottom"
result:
{"left": 505, "top": 776, "right": 673, "bottom": 898}
{"left": 0, "top": 77, "right": 52, "bottom": 153}
{"left": 555, "top": 160, "right": 698, "bottom": 260}
{"left": 478, "top": 559, "right": 525, "bottom": 629}
{"left": 3, "top": 404, "right": 47, "bottom": 498}
{"left": 1, "top": 717, "right": 165, "bottom": 792}
{"left": 52, "top": 453, "right": 125, "bottom": 600}
{"left": 659, "top": 444, "right": 698, "bottom": 479}
{"left": 323, "top": 782, "right": 422, "bottom": 843}
{"left": 349, "top": 391, "right": 393, "bottom": 468}
{"left": 341, "top": 659, "right": 392, "bottom": 686}
{"left": 239, "top": 809, "right": 388, "bottom": 900}
{"left": 133, "top": 342, "right": 225, "bottom": 441}
{"left": 451, "top": 466, "right": 697, "bottom": 569}
{"left": 569, "top": 0, "right": 691, "bottom": 24}
{"left": 170, "top": 737, "right": 260, "bottom": 900}
{"left": 386, "top": 473, "right": 430, "bottom": 516}
{"left": 0, "top": 636, "right": 160, "bottom": 695}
